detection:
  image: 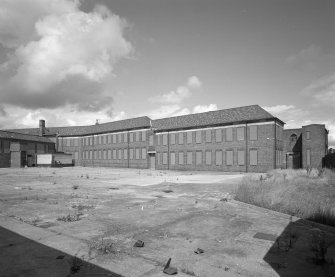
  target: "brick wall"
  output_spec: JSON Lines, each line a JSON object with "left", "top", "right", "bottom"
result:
{"left": 0, "top": 153, "right": 10, "bottom": 167}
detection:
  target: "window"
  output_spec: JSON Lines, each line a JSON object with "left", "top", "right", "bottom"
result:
{"left": 129, "top": 133, "right": 134, "bottom": 142}
{"left": 250, "top": 150, "right": 257, "bottom": 166}
{"left": 99, "top": 136, "right": 102, "bottom": 145}
{"left": 215, "top": 150, "right": 222, "bottom": 165}
{"left": 205, "top": 151, "right": 212, "bottom": 165}
{"left": 129, "top": 148, "right": 134, "bottom": 159}
{"left": 163, "top": 152, "right": 168, "bottom": 164}
{"left": 306, "top": 149, "right": 311, "bottom": 166}
{"left": 107, "top": 135, "right": 111, "bottom": 144}
{"left": 113, "top": 134, "right": 116, "bottom": 144}
{"left": 118, "top": 149, "right": 122, "bottom": 159}
{"left": 196, "top": 151, "right": 202, "bottom": 165}
{"left": 178, "top": 152, "right": 184, "bottom": 165}
{"left": 74, "top": 152, "right": 78, "bottom": 160}
{"left": 226, "top": 128, "right": 233, "bottom": 141}
{"left": 196, "top": 130, "right": 202, "bottom": 143}
{"left": 157, "top": 134, "right": 161, "bottom": 145}
{"left": 94, "top": 136, "right": 97, "bottom": 145}
{"left": 187, "top": 151, "right": 193, "bottom": 165}
{"left": 178, "top": 133, "right": 184, "bottom": 145}
{"left": 118, "top": 133, "right": 122, "bottom": 143}
{"left": 163, "top": 134, "right": 168, "bottom": 145}
{"left": 74, "top": 138, "right": 78, "bottom": 147}
{"left": 102, "top": 136, "right": 105, "bottom": 145}
{"left": 149, "top": 135, "right": 154, "bottom": 146}
{"left": 226, "top": 150, "right": 233, "bottom": 165}
{"left": 67, "top": 138, "right": 71, "bottom": 147}
{"left": 142, "top": 148, "right": 146, "bottom": 159}
{"left": 136, "top": 132, "right": 140, "bottom": 142}
{"left": 124, "top": 149, "right": 128, "bottom": 160}
{"left": 108, "top": 149, "right": 111, "bottom": 159}
{"left": 306, "top": 131, "right": 310, "bottom": 140}
{"left": 237, "top": 127, "right": 245, "bottom": 141}
{"left": 215, "top": 129, "right": 222, "bottom": 142}
{"left": 124, "top": 133, "right": 128, "bottom": 143}
{"left": 90, "top": 150, "right": 93, "bottom": 160}
{"left": 238, "top": 150, "right": 245, "bottom": 165}
{"left": 94, "top": 150, "right": 97, "bottom": 159}
{"left": 205, "top": 130, "right": 212, "bottom": 142}
{"left": 170, "top": 152, "right": 176, "bottom": 165}
{"left": 157, "top": 152, "right": 162, "bottom": 165}
{"left": 86, "top": 151, "right": 89, "bottom": 160}
{"left": 135, "top": 148, "right": 140, "bottom": 159}
{"left": 113, "top": 149, "right": 116, "bottom": 159}
{"left": 250, "top": 126, "right": 257, "bottom": 141}
{"left": 142, "top": 131, "right": 146, "bottom": 141}
{"left": 103, "top": 150, "right": 107, "bottom": 160}
{"left": 82, "top": 151, "right": 85, "bottom": 160}
{"left": 170, "top": 133, "right": 176, "bottom": 145}
{"left": 98, "top": 150, "right": 102, "bottom": 159}
{"left": 187, "top": 132, "right": 192, "bottom": 144}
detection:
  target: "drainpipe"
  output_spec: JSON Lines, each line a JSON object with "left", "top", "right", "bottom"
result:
{"left": 127, "top": 131, "right": 130, "bottom": 168}
{"left": 245, "top": 123, "right": 248, "bottom": 173}
{"left": 274, "top": 119, "right": 277, "bottom": 169}
{"left": 167, "top": 132, "right": 170, "bottom": 170}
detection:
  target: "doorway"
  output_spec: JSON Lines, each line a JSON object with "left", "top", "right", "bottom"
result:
{"left": 149, "top": 155, "right": 156, "bottom": 170}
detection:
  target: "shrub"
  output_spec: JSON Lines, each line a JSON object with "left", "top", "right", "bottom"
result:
{"left": 57, "top": 213, "right": 81, "bottom": 222}
{"left": 89, "top": 237, "right": 116, "bottom": 255}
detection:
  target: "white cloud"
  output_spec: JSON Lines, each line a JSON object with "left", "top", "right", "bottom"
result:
{"left": 263, "top": 105, "right": 295, "bottom": 114}
{"left": 149, "top": 75, "right": 202, "bottom": 104}
{"left": 0, "top": 0, "right": 132, "bottom": 112}
{"left": 145, "top": 105, "right": 190, "bottom": 119}
{"left": 192, "top": 104, "right": 217, "bottom": 113}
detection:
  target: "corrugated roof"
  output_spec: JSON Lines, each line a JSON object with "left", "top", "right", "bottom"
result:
{"left": 152, "top": 105, "right": 282, "bottom": 131}
{"left": 0, "top": 130, "right": 54, "bottom": 143}
{"left": 8, "top": 116, "right": 151, "bottom": 137}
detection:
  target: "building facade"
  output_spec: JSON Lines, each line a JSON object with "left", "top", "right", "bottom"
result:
{"left": 2, "top": 105, "right": 328, "bottom": 172}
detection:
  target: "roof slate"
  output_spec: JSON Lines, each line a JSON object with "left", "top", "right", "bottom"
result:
{"left": 152, "top": 105, "right": 281, "bottom": 131}
{"left": 8, "top": 116, "right": 151, "bottom": 137}
{"left": 0, "top": 130, "right": 54, "bottom": 143}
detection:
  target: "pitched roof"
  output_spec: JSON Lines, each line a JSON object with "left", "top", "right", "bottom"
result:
{"left": 8, "top": 116, "right": 151, "bottom": 137}
{"left": 152, "top": 105, "right": 282, "bottom": 131}
{"left": 0, "top": 130, "right": 54, "bottom": 143}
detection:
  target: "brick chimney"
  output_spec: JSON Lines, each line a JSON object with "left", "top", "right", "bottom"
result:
{"left": 39, "top": 119, "right": 45, "bottom": 136}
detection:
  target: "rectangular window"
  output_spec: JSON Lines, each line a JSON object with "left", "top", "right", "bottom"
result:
{"left": 142, "top": 131, "right": 146, "bottom": 141}
{"left": 163, "top": 134, "right": 168, "bottom": 145}
{"left": 157, "top": 134, "right": 161, "bottom": 145}
{"left": 170, "top": 133, "right": 176, "bottom": 145}
{"left": 113, "top": 149, "right": 116, "bottom": 160}
{"left": 215, "top": 150, "right": 222, "bottom": 165}
{"left": 149, "top": 135, "right": 154, "bottom": 146}
{"left": 306, "top": 149, "right": 311, "bottom": 166}
{"left": 135, "top": 148, "right": 140, "bottom": 159}
{"left": 187, "top": 151, "right": 193, "bottom": 165}
{"left": 142, "top": 148, "right": 146, "bottom": 160}
{"left": 94, "top": 150, "right": 97, "bottom": 159}
{"left": 157, "top": 152, "right": 162, "bottom": 165}
{"left": 118, "top": 149, "right": 122, "bottom": 159}
{"left": 101, "top": 136, "right": 105, "bottom": 145}
{"left": 124, "top": 133, "right": 128, "bottom": 143}
{"left": 98, "top": 136, "right": 102, "bottom": 145}
{"left": 226, "top": 128, "right": 233, "bottom": 141}
{"left": 98, "top": 150, "right": 102, "bottom": 159}
{"left": 250, "top": 150, "right": 257, "bottom": 166}
{"left": 113, "top": 134, "right": 116, "bottom": 144}
{"left": 108, "top": 149, "right": 111, "bottom": 159}
{"left": 129, "top": 133, "right": 134, "bottom": 142}
{"left": 306, "top": 131, "right": 310, "bottom": 140}
{"left": 74, "top": 138, "right": 78, "bottom": 147}
{"left": 215, "top": 129, "right": 222, "bottom": 142}
{"left": 67, "top": 138, "right": 71, "bottom": 147}
{"left": 136, "top": 132, "right": 140, "bottom": 142}
{"left": 196, "top": 151, "right": 202, "bottom": 165}
{"left": 205, "top": 151, "right": 212, "bottom": 165}
{"left": 107, "top": 135, "right": 111, "bottom": 144}
{"left": 226, "top": 150, "right": 233, "bottom": 165}
{"left": 237, "top": 127, "right": 245, "bottom": 141}
{"left": 86, "top": 151, "right": 89, "bottom": 160}
{"left": 238, "top": 150, "right": 245, "bottom": 165}
{"left": 129, "top": 148, "right": 134, "bottom": 159}
{"left": 250, "top": 125, "right": 257, "bottom": 141}
{"left": 163, "top": 152, "right": 168, "bottom": 164}
{"left": 170, "top": 152, "right": 176, "bottom": 165}
{"left": 178, "top": 133, "right": 184, "bottom": 145}
{"left": 187, "top": 132, "right": 192, "bottom": 144}
{"left": 178, "top": 152, "right": 184, "bottom": 165}
{"left": 124, "top": 149, "right": 128, "bottom": 160}
{"left": 196, "top": 130, "right": 202, "bottom": 143}
{"left": 74, "top": 152, "right": 78, "bottom": 160}
{"left": 90, "top": 150, "right": 93, "bottom": 160}
{"left": 205, "top": 130, "right": 212, "bottom": 142}
{"left": 103, "top": 150, "right": 106, "bottom": 160}
{"left": 82, "top": 151, "right": 85, "bottom": 160}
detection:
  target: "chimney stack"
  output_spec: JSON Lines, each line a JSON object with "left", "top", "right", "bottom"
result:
{"left": 39, "top": 119, "right": 45, "bottom": 136}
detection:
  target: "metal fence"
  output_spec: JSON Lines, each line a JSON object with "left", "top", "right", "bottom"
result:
{"left": 323, "top": 153, "right": 335, "bottom": 170}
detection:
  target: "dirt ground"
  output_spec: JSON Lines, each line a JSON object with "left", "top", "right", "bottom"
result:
{"left": 0, "top": 167, "right": 335, "bottom": 277}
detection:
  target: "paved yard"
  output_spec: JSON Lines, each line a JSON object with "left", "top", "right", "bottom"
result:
{"left": 0, "top": 167, "right": 334, "bottom": 277}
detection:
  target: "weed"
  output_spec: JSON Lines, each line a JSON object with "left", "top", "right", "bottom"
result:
{"left": 89, "top": 237, "right": 116, "bottom": 255}
{"left": 69, "top": 256, "right": 82, "bottom": 275}
{"left": 72, "top": 185, "right": 79, "bottom": 190}
{"left": 57, "top": 213, "right": 81, "bottom": 222}
{"left": 310, "top": 229, "right": 332, "bottom": 265}
{"left": 180, "top": 268, "right": 195, "bottom": 276}
{"left": 72, "top": 204, "right": 95, "bottom": 212}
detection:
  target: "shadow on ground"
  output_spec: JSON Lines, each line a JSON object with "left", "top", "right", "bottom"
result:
{"left": 263, "top": 219, "right": 335, "bottom": 277}
{"left": 0, "top": 226, "right": 123, "bottom": 277}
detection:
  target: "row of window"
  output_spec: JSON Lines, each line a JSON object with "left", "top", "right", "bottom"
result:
{"left": 81, "top": 147, "right": 147, "bottom": 161}
{"left": 63, "top": 131, "right": 147, "bottom": 147}
{"left": 156, "top": 126, "right": 259, "bottom": 146}
{"left": 157, "top": 149, "right": 259, "bottom": 166}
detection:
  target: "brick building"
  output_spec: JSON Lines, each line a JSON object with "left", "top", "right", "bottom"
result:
{"left": 2, "top": 105, "right": 328, "bottom": 172}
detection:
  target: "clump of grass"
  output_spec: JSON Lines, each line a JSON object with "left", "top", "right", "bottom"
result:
{"left": 89, "top": 237, "right": 116, "bottom": 255}
{"left": 57, "top": 213, "right": 81, "bottom": 222}
{"left": 234, "top": 169, "right": 335, "bottom": 227}
{"left": 72, "top": 204, "right": 95, "bottom": 212}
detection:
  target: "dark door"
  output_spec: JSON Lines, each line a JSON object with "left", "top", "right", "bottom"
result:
{"left": 287, "top": 152, "right": 301, "bottom": 169}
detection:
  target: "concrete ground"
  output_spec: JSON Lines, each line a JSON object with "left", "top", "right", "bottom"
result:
{"left": 0, "top": 167, "right": 334, "bottom": 277}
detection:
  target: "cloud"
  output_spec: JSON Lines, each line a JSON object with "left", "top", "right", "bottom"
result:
{"left": 302, "top": 73, "right": 335, "bottom": 107}
{"left": 149, "top": 75, "right": 202, "bottom": 104}
{"left": 285, "top": 45, "right": 322, "bottom": 66}
{"left": 263, "top": 105, "right": 295, "bottom": 114}
{"left": 192, "top": 104, "right": 217, "bottom": 113}
{"left": 0, "top": 0, "right": 132, "bottom": 112}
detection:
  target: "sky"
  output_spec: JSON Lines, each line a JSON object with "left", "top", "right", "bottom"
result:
{"left": 0, "top": 0, "right": 334, "bottom": 146}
